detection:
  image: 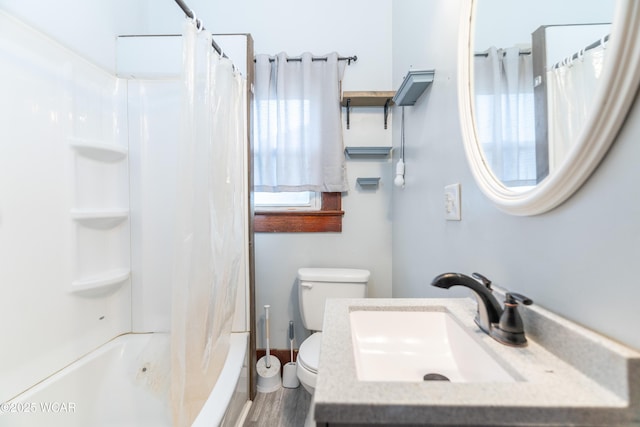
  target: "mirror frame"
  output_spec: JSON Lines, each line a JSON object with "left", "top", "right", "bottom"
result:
{"left": 458, "top": 0, "right": 640, "bottom": 216}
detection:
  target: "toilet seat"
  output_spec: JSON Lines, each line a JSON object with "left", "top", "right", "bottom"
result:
{"left": 297, "top": 332, "right": 322, "bottom": 374}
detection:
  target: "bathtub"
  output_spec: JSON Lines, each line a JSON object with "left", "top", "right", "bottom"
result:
{"left": 2, "top": 332, "right": 249, "bottom": 427}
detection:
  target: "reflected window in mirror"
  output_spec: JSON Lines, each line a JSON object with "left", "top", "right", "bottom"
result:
{"left": 474, "top": 47, "right": 536, "bottom": 188}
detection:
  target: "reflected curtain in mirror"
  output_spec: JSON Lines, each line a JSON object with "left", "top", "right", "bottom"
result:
{"left": 547, "top": 42, "right": 608, "bottom": 171}
{"left": 474, "top": 47, "right": 536, "bottom": 187}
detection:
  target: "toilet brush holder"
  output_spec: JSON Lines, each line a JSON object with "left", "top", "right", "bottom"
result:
{"left": 257, "top": 305, "right": 281, "bottom": 393}
{"left": 256, "top": 355, "right": 282, "bottom": 393}
{"left": 282, "top": 361, "right": 299, "bottom": 388}
{"left": 283, "top": 321, "right": 300, "bottom": 389}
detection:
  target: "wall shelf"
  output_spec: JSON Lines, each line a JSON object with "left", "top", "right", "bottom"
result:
{"left": 341, "top": 91, "right": 396, "bottom": 107}
{"left": 356, "top": 177, "right": 381, "bottom": 188}
{"left": 345, "top": 146, "right": 392, "bottom": 158}
{"left": 70, "top": 269, "right": 130, "bottom": 297}
{"left": 69, "top": 138, "right": 128, "bottom": 162}
{"left": 341, "top": 91, "right": 396, "bottom": 129}
{"left": 70, "top": 209, "right": 129, "bottom": 229}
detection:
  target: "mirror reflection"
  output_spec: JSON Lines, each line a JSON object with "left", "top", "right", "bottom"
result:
{"left": 473, "top": 0, "right": 615, "bottom": 189}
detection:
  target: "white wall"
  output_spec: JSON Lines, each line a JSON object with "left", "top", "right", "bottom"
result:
{"left": 392, "top": 0, "right": 640, "bottom": 351}
{"left": 0, "top": 0, "right": 147, "bottom": 71}
{"left": 0, "top": 11, "right": 131, "bottom": 401}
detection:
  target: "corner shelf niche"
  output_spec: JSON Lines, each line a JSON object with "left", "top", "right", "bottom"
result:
{"left": 70, "top": 269, "right": 130, "bottom": 297}
{"left": 341, "top": 91, "right": 396, "bottom": 129}
{"left": 69, "top": 136, "right": 130, "bottom": 298}
{"left": 69, "top": 138, "right": 128, "bottom": 162}
{"left": 70, "top": 209, "right": 129, "bottom": 229}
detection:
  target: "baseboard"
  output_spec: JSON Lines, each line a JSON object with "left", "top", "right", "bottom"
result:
{"left": 256, "top": 348, "right": 298, "bottom": 366}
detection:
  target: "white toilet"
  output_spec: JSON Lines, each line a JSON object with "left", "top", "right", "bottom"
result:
{"left": 296, "top": 267, "right": 370, "bottom": 394}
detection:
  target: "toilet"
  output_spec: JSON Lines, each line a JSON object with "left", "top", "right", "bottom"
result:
{"left": 296, "top": 267, "right": 370, "bottom": 394}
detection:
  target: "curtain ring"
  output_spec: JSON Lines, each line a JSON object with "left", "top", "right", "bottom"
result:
{"left": 601, "top": 35, "right": 608, "bottom": 49}
{"left": 191, "top": 13, "right": 203, "bottom": 32}
{"left": 578, "top": 48, "right": 585, "bottom": 61}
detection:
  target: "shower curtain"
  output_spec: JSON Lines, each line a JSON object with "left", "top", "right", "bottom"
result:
{"left": 171, "top": 21, "right": 246, "bottom": 427}
{"left": 546, "top": 42, "right": 607, "bottom": 171}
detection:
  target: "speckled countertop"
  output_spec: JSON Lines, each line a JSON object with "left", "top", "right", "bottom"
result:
{"left": 313, "top": 297, "right": 640, "bottom": 426}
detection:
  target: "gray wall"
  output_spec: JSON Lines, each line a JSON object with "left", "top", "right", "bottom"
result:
{"left": 391, "top": 0, "right": 640, "bottom": 351}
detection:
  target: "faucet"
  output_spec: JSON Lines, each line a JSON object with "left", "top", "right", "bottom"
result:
{"left": 431, "top": 272, "right": 533, "bottom": 346}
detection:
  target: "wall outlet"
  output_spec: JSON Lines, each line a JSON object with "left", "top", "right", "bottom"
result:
{"left": 444, "top": 183, "right": 461, "bottom": 221}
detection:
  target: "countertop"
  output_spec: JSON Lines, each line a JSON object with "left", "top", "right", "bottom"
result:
{"left": 313, "top": 297, "right": 640, "bottom": 426}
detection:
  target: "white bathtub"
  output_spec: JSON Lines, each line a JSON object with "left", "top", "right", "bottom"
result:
{"left": 3, "top": 332, "right": 249, "bottom": 427}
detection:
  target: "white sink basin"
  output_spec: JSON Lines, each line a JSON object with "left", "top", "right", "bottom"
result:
{"left": 349, "top": 309, "right": 515, "bottom": 383}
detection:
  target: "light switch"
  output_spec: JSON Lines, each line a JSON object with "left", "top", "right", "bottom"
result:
{"left": 444, "top": 183, "right": 461, "bottom": 221}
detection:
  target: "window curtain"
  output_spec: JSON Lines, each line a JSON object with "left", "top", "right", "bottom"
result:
{"left": 474, "top": 47, "right": 536, "bottom": 187}
{"left": 253, "top": 52, "right": 348, "bottom": 192}
{"left": 171, "top": 21, "right": 246, "bottom": 427}
{"left": 546, "top": 42, "right": 607, "bottom": 172}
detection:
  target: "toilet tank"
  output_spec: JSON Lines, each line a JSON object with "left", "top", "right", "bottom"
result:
{"left": 298, "top": 268, "right": 370, "bottom": 331}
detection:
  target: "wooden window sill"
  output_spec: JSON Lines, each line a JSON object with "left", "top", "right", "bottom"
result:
{"left": 254, "top": 192, "right": 343, "bottom": 233}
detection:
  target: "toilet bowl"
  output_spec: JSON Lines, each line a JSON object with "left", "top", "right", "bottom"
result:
{"left": 296, "top": 268, "right": 370, "bottom": 394}
{"left": 296, "top": 331, "right": 321, "bottom": 394}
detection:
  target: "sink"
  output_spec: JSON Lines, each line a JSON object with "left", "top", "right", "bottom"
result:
{"left": 315, "top": 298, "right": 640, "bottom": 426}
{"left": 349, "top": 308, "right": 515, "bottom": 383}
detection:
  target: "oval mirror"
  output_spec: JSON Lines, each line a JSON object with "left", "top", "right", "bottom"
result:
{"left": 458, "top": 0, "right": 640, "bottom": 215}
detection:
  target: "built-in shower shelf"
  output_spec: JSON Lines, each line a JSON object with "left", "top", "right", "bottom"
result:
{"left": 69, "top": 138, "right": 128, "bottom": 162}
{"left": 71, "top": 209, "right": 129, "bottom": 228}
{"left": 70, "top": 269, "right": 130, "bottom": 296}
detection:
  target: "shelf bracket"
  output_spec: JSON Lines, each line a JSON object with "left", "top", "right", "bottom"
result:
{"left": 384, "top": 98, "right": 391, "bottom": 129}
{"left": 346, "top": 98, "right": 351, "bottom": 130}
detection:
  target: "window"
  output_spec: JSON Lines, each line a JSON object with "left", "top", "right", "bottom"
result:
{"left": 254, "top": 191, "right": 321, "bottom": 211}
{"left": 252, "top": 53, "right": 348, "bottom": 233}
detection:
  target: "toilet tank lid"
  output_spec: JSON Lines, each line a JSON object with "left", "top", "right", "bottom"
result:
{"left": 297, "top": 268, "right": 370, "bottom": 283}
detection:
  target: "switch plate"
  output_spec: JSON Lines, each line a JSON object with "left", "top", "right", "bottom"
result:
{"left": 444, "top": 183, "right": 461, "bottom": 221}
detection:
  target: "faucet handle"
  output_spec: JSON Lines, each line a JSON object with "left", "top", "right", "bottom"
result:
{"left": 472, "top": 272, "right": 492, "bottom": 290}
{"left": 492, "top": 292, "right": 532, "bottom": 347}
{"left": 506, "top": 292, "right": 533, "bottom": 306}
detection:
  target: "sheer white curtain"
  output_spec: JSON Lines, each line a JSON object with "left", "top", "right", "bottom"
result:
{"left": 171, "top": 21, "right": 246, "bottom": 427}
{"left": 547, "top": 42, "right": 607, "bottom": 171}
{"left": 253, "top": 52, "right": 348, "bottom": 192}
{"left": 474, "top": 47, "right": 536, "bottom": 187}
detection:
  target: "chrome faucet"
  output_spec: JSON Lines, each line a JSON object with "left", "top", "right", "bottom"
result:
{"left": 431, "top": 272, "right": 533, "bottom": 346}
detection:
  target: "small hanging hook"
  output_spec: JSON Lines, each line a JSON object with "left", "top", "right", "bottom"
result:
{"left": 601, "top": 35, "right": 608, "bottom": 49}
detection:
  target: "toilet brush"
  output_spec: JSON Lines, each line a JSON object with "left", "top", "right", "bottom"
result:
{"left": 256, "top": 305, "right": 281, "bottom": 393}
{"left": 282, "top": 321, "right": 300, "bottom": 388}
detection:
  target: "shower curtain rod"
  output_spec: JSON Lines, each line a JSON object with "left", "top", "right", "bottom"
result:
{"left": 257, "top": 55, "right": 358, "bottom": 65}
{"left": 550, "top": 34, "right": 610, "bottom": 69}
{"left": 474, "top": 49, "right": 531, "bottom": 57}
{"left": 173, "top": 0, "right": 228, "bottom": 59}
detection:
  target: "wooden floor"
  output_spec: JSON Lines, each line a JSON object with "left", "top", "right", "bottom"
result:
{"left": 243, "top": 386, "right": 311, "bottom": 427}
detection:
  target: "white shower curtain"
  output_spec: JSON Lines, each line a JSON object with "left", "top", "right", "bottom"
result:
{"left": 171, "top": 21, "right": 246, "bottom": 427}
{"left": 546, "top": 42, "right": 607, "bottom": 171}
